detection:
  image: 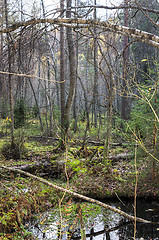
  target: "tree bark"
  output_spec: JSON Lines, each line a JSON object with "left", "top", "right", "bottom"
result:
{"left": 28, "top": 78, "right": 44, "bottom": 132}
{"left": 4, "top": 0, "right": 14, "bottom": 143}
{"left": 121, "top": 0, "right": 129, "bottom": 120}
{"left": 72, "top": 0, "right": 78, "bottom": 133}
{"left": 41, "top": 0, "right": 53, "bottom": 136}
{"left": 64, "top": 0, "right": 76, "bottom": 136}
{"left": 60, "top": 0, "right": 66, "bottom": 146}
{"left": 93, "top": 0, "right": 98, "bottom": 128}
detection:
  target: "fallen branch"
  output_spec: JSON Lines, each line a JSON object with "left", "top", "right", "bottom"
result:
{"left": 0, "top": 164, "right": 151, "bottom": 224}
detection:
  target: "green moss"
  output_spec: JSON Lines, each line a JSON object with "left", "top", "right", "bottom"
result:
{"left": 50, "top": 155, "right": 59, "bottom": 161}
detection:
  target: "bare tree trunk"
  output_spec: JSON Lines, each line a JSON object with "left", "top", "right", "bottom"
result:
{"left": 60, "top": 0, "right": 66, "bottom": 146}
{"left": 93, "top": 0, "right": 98, "bottom": 128}
{"left": 57, "top": 0, "right": 77, "bottom": 147}
{"left": 78, "top": 77, "right": 90, "bottom": 130}
{"left": 0, "top": 0, "right": 3, "bottom": 54}
{"left": 78, "top": 76, "right": 93, "bottom": 149}
{"left": 97, "top": 42, "right": 115, "bottom": 160}
{"left": 47, "top": 61, "right": 53, "bottom": 136}
{"left": 64, "top": 0, "right": 76, "bottom": 133}
{"left": 105, "top": 73, "right": 115, "bottom": 159}
{"left": 16, "top": 0, "right": 24, "bottom": 100}
{"left": 0, "top": 1, "right": 6, "bottom": 118}
{"left": 4, "top": 0, "right": 14, "bottom": 143}
{"left": 44, "top": 77, "right": 49, "bottom": 133}
{"left": 29, "top": 78, "right": 44, "bottom": 132}
{"left": 121, "top": 0, "right": 129, "bottom": 120}
{"left": 42, "top": 0, "right": 54, "bottom": 136}
{"left": 72, "top": 0, "right": 78, "bottom": 133}
{"left": 41, "top": 0, "right": 53, "bottom": 136}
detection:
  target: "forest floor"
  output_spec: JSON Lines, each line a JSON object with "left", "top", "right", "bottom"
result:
{"left": 0, "top": 135, "right": 159, "bottom": 239}
{"left": 1, "top": 135, "right": 159, "bottom": 199}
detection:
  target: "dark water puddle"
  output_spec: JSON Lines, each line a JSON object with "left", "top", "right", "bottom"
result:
{"left": 27, "top": 198, "right": 159, "bottom": 240}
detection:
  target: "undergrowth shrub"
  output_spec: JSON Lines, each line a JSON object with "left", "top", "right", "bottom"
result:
{"left": 14, "top": 99, "right": 26, "bottom": 128}
{"left": 1, "top": 140, "right": 27, "bottom": 160}
{"left": 128, "top": 83, "right": 159, "bottom": 141}
{"left": 31, "top": 104, "right": 39, "bottom": 118}
{"left": 0, "top": 97, "right": 9, "bottom": 119}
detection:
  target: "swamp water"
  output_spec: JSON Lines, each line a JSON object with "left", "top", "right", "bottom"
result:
{"left": 27, "top": 199, "right": 159, "bottom": 240}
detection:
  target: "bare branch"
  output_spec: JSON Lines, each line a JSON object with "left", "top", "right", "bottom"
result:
{"left": 0, "top": 18, "right": 159, "bottom": 48}
{"left": 68, "top": 4, "right": 159, "bottom": 14}
{"left": 0, "top": 70, "right": 64, "bottom": 83}
{"left": 134, "top": 0, "right": 159, "bottom": 28}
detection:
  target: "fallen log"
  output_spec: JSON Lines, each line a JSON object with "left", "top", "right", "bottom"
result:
{"left": 109, "top": 153, "right": 133, "bottom": 161}
{"left": 0, "top": 164, "right": 151, "bottom": 224}
{"left": 86, "top": 140, "right": 125, "bottom": 147}
{"left": 11, "top": 160, "right": 65, "bottom": 176}
{"left": 29, "top": 136, "right": 59, "bottom": 141}
{"left": 91, "top": 153, "right": 133, "bottom": 163}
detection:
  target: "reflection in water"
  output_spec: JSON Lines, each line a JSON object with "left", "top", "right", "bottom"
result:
{"left": 28, "top": 199, "right": 159, "bottom": 240}
{"left": 71, "top": 222, "right": 131, "bottom": 239}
